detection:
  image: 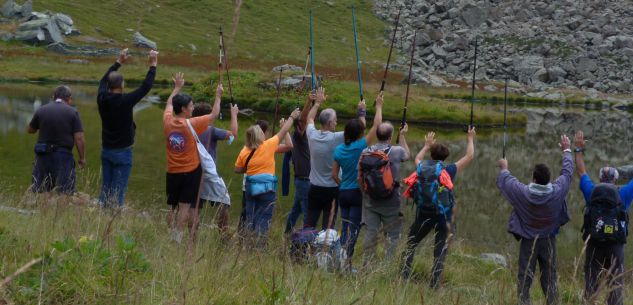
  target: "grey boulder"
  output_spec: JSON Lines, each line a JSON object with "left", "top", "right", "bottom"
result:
{"left": 133, "top": 32, "right": 157, "bottom": 49}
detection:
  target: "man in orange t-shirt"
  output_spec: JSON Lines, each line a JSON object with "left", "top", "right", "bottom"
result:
{"left": 163, "top": 72, "right": 223, "bottom": 243}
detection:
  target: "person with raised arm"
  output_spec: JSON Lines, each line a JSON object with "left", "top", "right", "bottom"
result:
{"left": 496, "top": 135, "right": 572, "bottom": 305}
{"left": 97, "top": 48, "right": 157, "bottom": 207}
{"left": 234, "top": 108, "right": 301, "bottom": 246}
{"left": 574, "top": 130, "right": 630, "bottom": 305}
{"left": 163, "top": 72, "right": 221, "bottom": 243}
{"left": 331, "top": 91, "right": 384, "bottom": 271}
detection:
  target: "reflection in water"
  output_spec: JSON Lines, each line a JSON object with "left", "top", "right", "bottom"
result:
{"left": 1, "top": 83, "right": 632, "bottom": 268}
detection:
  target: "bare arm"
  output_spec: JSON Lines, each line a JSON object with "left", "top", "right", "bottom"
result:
{"left": 229, "top": 103, "right": 239, "bottom": 137}
{"left": 275, "top": 120, "right": 295, "bottom": 153}
{"left": 574, "top": 130, "right": 587, "bottom": 177}
{"left": 306, "top": 87, "right": 326, "bottom": 125}
{"left": 234, "top": 167, "right": 246, "bottom": 174}
{"left": 398, "top": 124, "right": 410, "bottom": 160}
{"left": 297, "top": 94, "right": 313, "bottom": 135}
{"left": 415, "top": 132, "right": 435, "bottom": 165}
{"left": 276, "top": 109, "right": 301, "bottom": 141}
{"left": 455, "top": 127, "right": 476, "bottom": 175}
{"left": 27, "top": 125, "right": 37, "bottom": 134}
{"left": 332, "top": 161, "right": 341, "bottom": 186}
{"left": 166, "top": 72, "right": 185, "bottom": 113}
{"left": 74, "top": 132, "right": 86, "bottom": 169}
{"left": 208, "top": 84, "right": 223, "bottom": 125}
{"left": 365, "top": 92, "right": 384, "bottom": 146}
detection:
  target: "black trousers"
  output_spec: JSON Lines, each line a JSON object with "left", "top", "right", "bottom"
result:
{"left": 401, "top": 210, "right": 451, "bottom": 288}
{"left": 517, "top": 236, "right": 558, "bottom": 305}
{"left": 584, "top": 242, "right": 624, "bottom": 305}
{"left": 304, "top": 184, "right": 339, "bottom": 230}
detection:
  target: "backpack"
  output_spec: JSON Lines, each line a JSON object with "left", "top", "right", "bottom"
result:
{"left": 289, "top": 228, "right": 319, "bottom": 262}
{"left": 413, "top": 160, "right": 454, "bottom": 215}
{"left": 582, "top": 183, "right": 628, "bottom": 244}
{"left": 359, "top": 146, "right": 397, "bottom": 200}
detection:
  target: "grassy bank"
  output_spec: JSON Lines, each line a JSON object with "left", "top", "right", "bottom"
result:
{"left": 0, "top": 193, "right": 620, "bottom": 305}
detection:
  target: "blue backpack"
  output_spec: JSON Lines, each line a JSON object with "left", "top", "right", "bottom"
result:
{"left": 413, "top": 160, "right": 454, "bottom": 215}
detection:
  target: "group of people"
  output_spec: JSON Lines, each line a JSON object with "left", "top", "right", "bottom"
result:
{"left": 26, "top": 48, "right": 630, "bottom": 305}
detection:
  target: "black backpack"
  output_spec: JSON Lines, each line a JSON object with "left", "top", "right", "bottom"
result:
{"left": 413, "top": 160, "right": 454, "bottom": 215}
{"left": 582, "top": 183, "right": 628, "bottom": 244}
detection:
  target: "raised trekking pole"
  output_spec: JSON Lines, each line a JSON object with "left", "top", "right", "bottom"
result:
{"left": 469, "top": 38, "right": 478, "bottom": 128}
{"left": 397, "top": 30, "right": 417, "bottom": 145}
{"left": 218, "top": 27, "right": 224, "bottom": 85}
{"left": 376, "top": 6, "right": 401, "bottom": 105}
{"left": 220, "top": 27, "right": 235, "bottom": 120}
{"left": 352, "top": 5, "right": 363, "bottom": 102}
{"left": 272, "top": 66, "right": 284, "bottom": 135}
{"left": 310, "top": 10, "right": 316, "bottom": 92}
{"left": 297, "top": 47, "right": 311, "bottom": 93}
{"left": 502, "top": 76, "right": 508, "bottom": 159}
{"left": 379, "top": 6, "right": 401, "bottom": 92}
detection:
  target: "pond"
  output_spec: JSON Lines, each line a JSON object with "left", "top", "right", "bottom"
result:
{"left": 1, "top": 82, "right": 632, "bottom": 270}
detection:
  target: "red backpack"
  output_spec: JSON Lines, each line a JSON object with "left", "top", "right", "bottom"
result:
{"left": 359, "top": 147, "right": 396, "bottom": 200}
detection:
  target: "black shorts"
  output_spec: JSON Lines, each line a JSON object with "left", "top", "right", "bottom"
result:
{"left": 166, "top": 165, "right": 203, "bottom": 208}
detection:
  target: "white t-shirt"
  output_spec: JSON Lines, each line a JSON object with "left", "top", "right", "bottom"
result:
{"left": 307, "top": 123, "right": 344, "bottom": 187}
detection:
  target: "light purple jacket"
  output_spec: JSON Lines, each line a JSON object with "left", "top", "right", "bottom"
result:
{"left": 496, "top": 152, "right": 573, "bottom": 239}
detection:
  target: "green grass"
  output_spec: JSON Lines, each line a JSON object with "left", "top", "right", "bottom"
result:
{"left": 31, "top": 0, "right": 391, "bottom": 69}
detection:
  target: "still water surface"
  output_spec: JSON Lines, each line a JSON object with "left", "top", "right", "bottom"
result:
{"left": 1, "top": 82, "right": 632, "bottom": 270}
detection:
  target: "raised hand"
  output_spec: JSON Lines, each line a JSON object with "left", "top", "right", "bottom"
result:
{"left": 216, "top": 83, "right": 224, "bottom": 98}
{"left": 559, "top": 134, "right": 571, "bottom": 151}
{"left": 574, "top": 130, "right": 585, "bottom": 149}
{"left": 290, "top": 108, "right": 301, "bottom": 120}
{"left": 400, "top": 123, "right": 409, "bottom": 135}
{"left": 149, "top": 50, "right": 159, "bottom": 67}
{"left": 375, "top": 91, "right": 384, "bottom": 108}
{"left": 424, "top": 132, "right": 436, "bottom": 147}
{"left": 467, "top": 126, "right": 476, "bottom": 140}
{"left": 230, "top": 103, "right": 239, "bottom": 117}
{"left": 315, "top": 87, "right": 327, "bottom": 104}
{"left": 117, "top": 48, "right": 130, "bottom": 64}
{"left": 358, "top": 99, "right": 366, "bottom": 112}
{"left": 498, "top": 158, "right": 508, "bottom": 170}
{"left": 172, "top": 72, "right": 185, "bottom": 89}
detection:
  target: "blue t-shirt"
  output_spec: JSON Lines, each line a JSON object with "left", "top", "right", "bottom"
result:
{"left": 333, "top": 138, "right": 367, "bottom": 190}
{"left": 579, "top": 174, "right": 633, "bottom": 210}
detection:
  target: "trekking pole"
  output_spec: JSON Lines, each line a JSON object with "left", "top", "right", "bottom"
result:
{"left": 220, "top": 27, "right": 235, "bottom": 120}
{"left": 376, "top": 6, "right": 401, "bottom": 106}
{"left": 310, "top": 10, "right": 316, "bottom": 93}
{"left": 218, "top": 27, "right": 224, "bottom": 85}
{"left": 502, "top": 76, "right": 508, "bottom": 159}
{"left": 469, "top": 38, "right": 478, "bottom": 128}
{"left": 272, "top": 66, "right": 283, "bottom": 135}
{"left": 397, "top": 30, "right": 417, "bottom": 145}
{"left": 297, "top": 47, "right": 311, "bottom": 93}
{"left": 352, "top": 6, "right": 363, "bottom": 102}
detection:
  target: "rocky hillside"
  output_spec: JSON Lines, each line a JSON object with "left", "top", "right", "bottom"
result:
{"left": 374, "top": 0, "right": 633, "bottom": 95}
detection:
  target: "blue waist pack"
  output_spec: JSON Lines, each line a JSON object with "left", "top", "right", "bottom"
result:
{"left": 246, "top": 174, "right": 278, "bottom": 196}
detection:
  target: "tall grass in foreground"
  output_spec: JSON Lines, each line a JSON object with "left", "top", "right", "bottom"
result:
{"left": 0, "top": 190, "right": 629, "bottom": 304}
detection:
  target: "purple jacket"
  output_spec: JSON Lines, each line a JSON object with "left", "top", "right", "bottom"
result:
{"left": 496, "top": 152, "right": 573, "bottom": 239}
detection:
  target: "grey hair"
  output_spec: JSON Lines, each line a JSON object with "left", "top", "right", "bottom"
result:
{"left": 53, "top": 85, "right": 72, "bottom": 101}
{"left": 319, "top": 108, "right": 336, "bottom": 126}
{"left": 376, "top": 122, "right": 394, "bottom": 142}
{"left": 599, "top": 167, "right": 619, "bottom": 183}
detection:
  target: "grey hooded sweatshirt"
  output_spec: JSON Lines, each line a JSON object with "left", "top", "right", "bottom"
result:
{"left": 496, "top": 152, "right": 573, "bottom": 239}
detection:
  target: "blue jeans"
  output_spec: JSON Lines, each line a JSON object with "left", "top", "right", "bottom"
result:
{"left": 285, "top": 178, "right": 310, "bottom": 233}
{"left": 31, "top": 150, "right": 76, "bottom": 194}
{"left": 99, "top": 147, "right": 133, "bottom": 206}
{"left": 339, "top": 188, "right": 362, "bottom": 258}
{"left": 244, "top": 190, "right": 276, "bottom": 237}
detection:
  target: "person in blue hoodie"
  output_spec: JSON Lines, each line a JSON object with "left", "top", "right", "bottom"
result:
{"left": 496, "top": 134, "right": 572, "bottom": 305}
{"left": 574, "top": 130, "right": 632, "bottom": 305}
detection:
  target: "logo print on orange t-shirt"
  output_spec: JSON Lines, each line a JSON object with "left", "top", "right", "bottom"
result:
{"left": 168, "top": 132, "right": 186, "bottom": 153}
